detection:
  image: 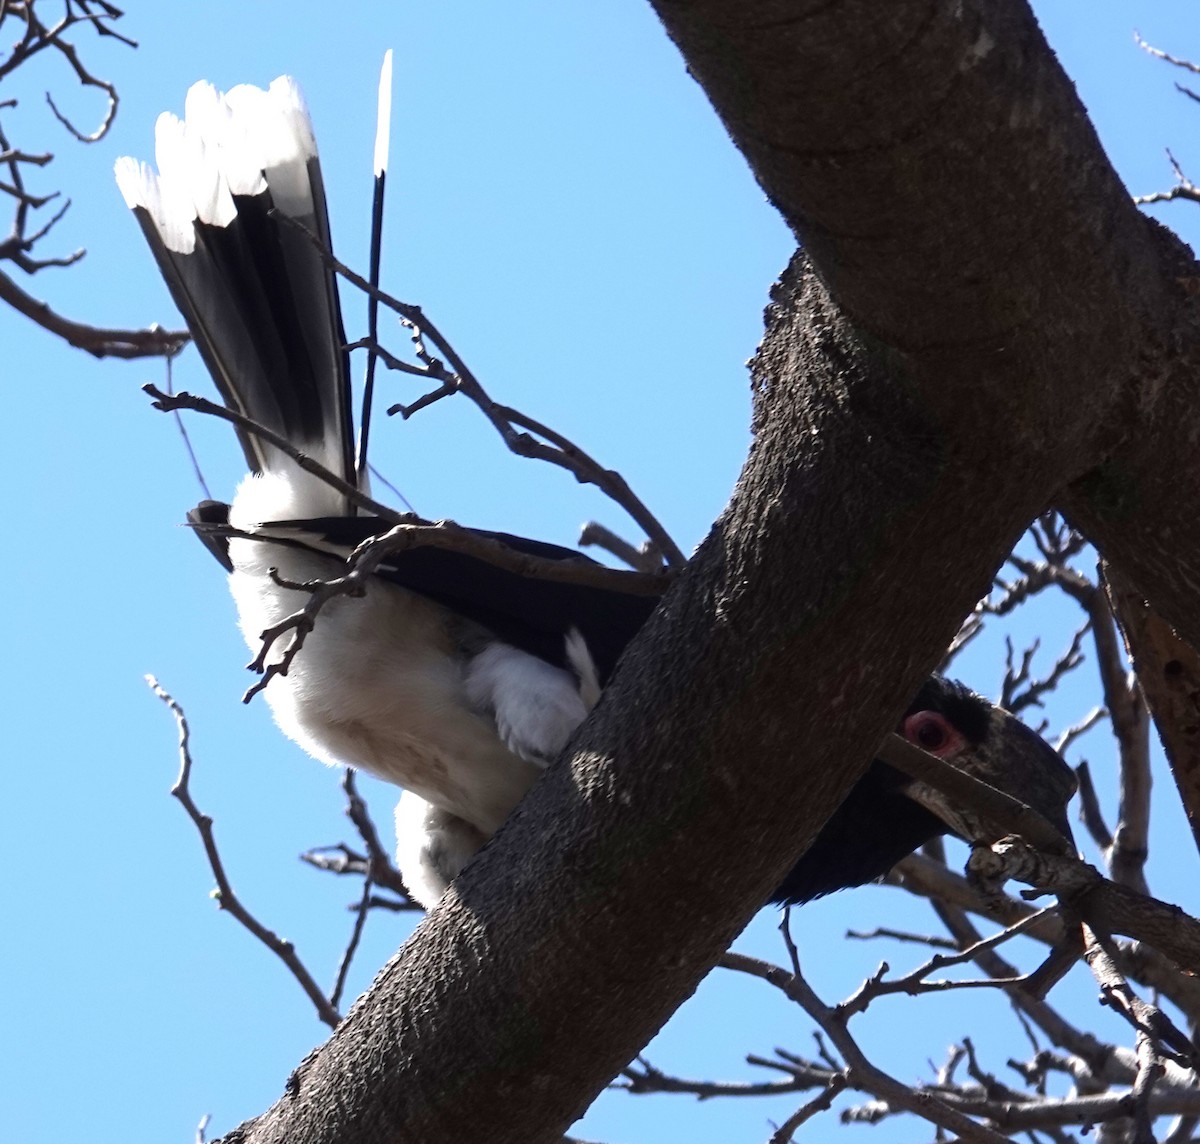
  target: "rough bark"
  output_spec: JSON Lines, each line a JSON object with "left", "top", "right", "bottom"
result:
{"left": 219, "top": 2, "right": 1200, "bottom": 1142}
{"left": 1107, "top": 566, "right": 1200, "bottom": 859}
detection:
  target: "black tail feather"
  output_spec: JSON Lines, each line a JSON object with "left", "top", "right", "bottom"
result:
{"left": 118, "top": 83, "right": 354, "bottom": 496}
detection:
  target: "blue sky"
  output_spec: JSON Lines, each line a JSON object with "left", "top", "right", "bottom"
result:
{"left": 5, "top": 3, "right": 1200, "bottom": 1142}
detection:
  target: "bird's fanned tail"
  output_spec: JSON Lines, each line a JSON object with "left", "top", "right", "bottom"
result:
{"left": 115, "top": 78, "right": 354, "bottom": 503}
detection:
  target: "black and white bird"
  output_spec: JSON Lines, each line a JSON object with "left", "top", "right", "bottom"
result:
{"left": 117, "top": 77, "right": 1075, "bottom": 909}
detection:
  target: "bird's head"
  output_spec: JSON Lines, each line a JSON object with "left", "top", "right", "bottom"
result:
{"left": 898, "top": 675, "right": 1078, "bottom": 853}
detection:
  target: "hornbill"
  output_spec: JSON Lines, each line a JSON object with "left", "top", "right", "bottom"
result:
{"left": 117, "top": 78, "right": 1076, "bottom": 909}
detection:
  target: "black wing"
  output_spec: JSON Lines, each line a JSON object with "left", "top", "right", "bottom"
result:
{"left": 188, "top": 502, "right": 663, "bottom": 681}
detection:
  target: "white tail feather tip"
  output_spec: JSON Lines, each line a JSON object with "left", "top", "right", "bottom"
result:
{"left": 113, "top": 155, "right": 154, "bottom": 210}
{"left": 374, "top": 50, "right": 393, "bottom": 177}
{"left": 117, "top": 74, "right": 318, "bottom": 242}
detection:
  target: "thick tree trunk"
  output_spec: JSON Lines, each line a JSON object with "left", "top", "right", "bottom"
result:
{"left": 222, "top": 3, "right": 1200, "bottom": 1142}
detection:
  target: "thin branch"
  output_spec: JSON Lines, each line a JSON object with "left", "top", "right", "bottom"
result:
{"left": 968, "top": 837, "right": 1200, "bottom": 977}
{"left": 930, "top": 896, "right": 1137, "bottom": 1091}
{"left": 768, "top": 1076, "right": 849, "bottom": 1143}
{"left": 619, "top": 1056, "right": 825, "bottom": 1101}
{"left": 144, "top": 676, "right": 341, "bottom": 1029}
{"left": 577, "top": 522, "right": 664, "bottom": 573}
{"left": 365, "top": 461, "right": 416, "bottom": 514}
{"left": 0, "top": 267, "right": 188, "bottom": 358}
{"left": 718, "top": 949, "right": 1013, "bottom": 1143}
{"left": 845, "top": 926, "right": 958, "bottom": 951}
{"left": 940, "top": 611, "right": 985, "bottom": 672}
{"left": 300, "top": 775, "right": 418, "bottom": 909}
{"left": 1128, "top": 1028, "right": 1167, "bottom": 1144}
{"left": 143, "top": 384, "right": 403, "bottom": 523}
{"left": 329, "top": 868, "right": 373, "bottom": 1012}
{"left": 1054, "top": 706, "right": 1106, "bottom": 755}
{"left": 1134, "top": 149, "right": 1200, "bottom": 207}
{"left": 340, "top": 768, "right": 415, "bottom": 901}
{"left": 1005, "top": 556, "right": 1151, "bottom": 892}
{"left": 1082, "top": 924, "right": 1198, "bottom": 1070}
{"left": 1075, "top": 760, "right": 1114, "bottom": 852}
{"left": 1106, "top": 564, "right": 1200, "bottom": 862}
{"left": 271, "top": 208, "right": 686, "bottom": 569}
{"left": 1001, "top": 623, "right": 1089, "bottom": 716}
{"left": 1135, "top": 32, "right": 1200, "bottom": 76}
{"left": 0, "top": 2, "right": 177, "bottom": 356}
{"left": 892, "top": 852, "right": 1200, "bottom": 1023}
{"left": 162, "top": 354, "right": 212, "bottom": 500}
{"left": 837, "top": 910, "right": 1055, "bottom": 1019}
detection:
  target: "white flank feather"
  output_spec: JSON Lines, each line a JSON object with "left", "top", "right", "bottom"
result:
{"left": 565, "top": 627, "right": 602, "bottom": 710}
{"left": 465, "top": 643, "right": 589, "bottom": 765}
{"left": 394, "top": 792, "right": 486, "bottom": 908}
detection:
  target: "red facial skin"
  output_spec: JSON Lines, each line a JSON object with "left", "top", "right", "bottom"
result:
{"left": 902, "top": 710, "right": 968, "bottom": 759}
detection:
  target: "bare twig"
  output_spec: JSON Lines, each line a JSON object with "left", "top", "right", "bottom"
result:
{"left": 940, "top": 611, "right": 985, "bottom": 672}
{"left": 365, "top": 461, "right": 416, "bottom": 514}
{"left": 577, "top": 522, "right": 664, "bottom": 573}
{"left": 892, "top": 852, "right": 1200, "bottom": 1021}
{"left": 1135, "top": 32, "right": 1200, "bottom": 76}
{"left": 1128, "top": 1028, "right": 1167, "bottom": 1144}
{"left": 143, "top": 384, "right": 403, "bottom": 523}
{"left": 1055, "top": 706, "right": 1106, "bottom": 756}
{"left": 1082, "top": 924, "right": 1197, "bottom": 1071}
{"left": 145, "top": 676, "right": 341, "bottom": 1029}
{"left": 837, "top": 910, "right": 1054, "bottom": 1019}
{"left": 968, "top": 837, "right": 1200, "bottom": 977}
{"left": 768, "top": 1076, "right": 848, "bottom": 1143}
{"left": 0, "top": 2, "right": 184, "bottom": 356}
{"left": 339, "top": 769, "right": 414, "bottom": 901}
{"left": 0, "top": 268, "right": 188, "bottom": 357}
{"left": 1000, "top": 624, "right": 1089, "bottom": 716}
{"left": 162, "top": 355, "right": 212, "bottom": 500}
{"left": 1134, "top": 150, "right": 1200, "bottom": 207}
{"left": 300, "top": 777, "right": 417, "bottom": 910}
{"left": 271, "top": 208, "right": 686, "bottom": 569}
{"left": 1001, "top": 557, "right": 1151, "bottom": 892}
{"left": 718, "top": 948, "right": 1012, "bottom": 1143}
{"left": 930, "top": 895, "right": 1143, "bottom": 1092}
{"left": 1075, "top": 760, "right": 1115, "bottom": 851}
{"left": 618, "top": 1056, "right": 825, "bottom": 1102}
{"left": 845, "top": 925, "right": 958, "bottom": 951}
{"left": 1031, "top": 512, "right": 1087, "bottom": 565}
{"left": 329, "top": 867, "right": 373, "bottom": 1012}
{"left": 1106, "top": 565, "right": 1200, "bottom": 862}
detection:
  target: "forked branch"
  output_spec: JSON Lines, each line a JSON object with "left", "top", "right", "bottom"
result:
{"left": 272, "top": 207, "right": 686, "bottom": 569}
{"left": 1, "top": 2, "right": 188, "bottom": 357}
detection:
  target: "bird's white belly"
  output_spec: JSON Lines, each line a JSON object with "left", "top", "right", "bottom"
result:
{"left": 227, "top": 536, "right": 540, "bottom": 836}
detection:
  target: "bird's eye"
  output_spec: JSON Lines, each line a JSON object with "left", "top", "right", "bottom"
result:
{"left": 902, "top": 711, "right": 964, "bottom": 757}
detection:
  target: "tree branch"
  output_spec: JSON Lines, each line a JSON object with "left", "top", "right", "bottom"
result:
{"left": 0, "top": 266, "right": 188, "bottom": 358}
{"left": 145, "top": 677, "right": 341, "bottom": 1029}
